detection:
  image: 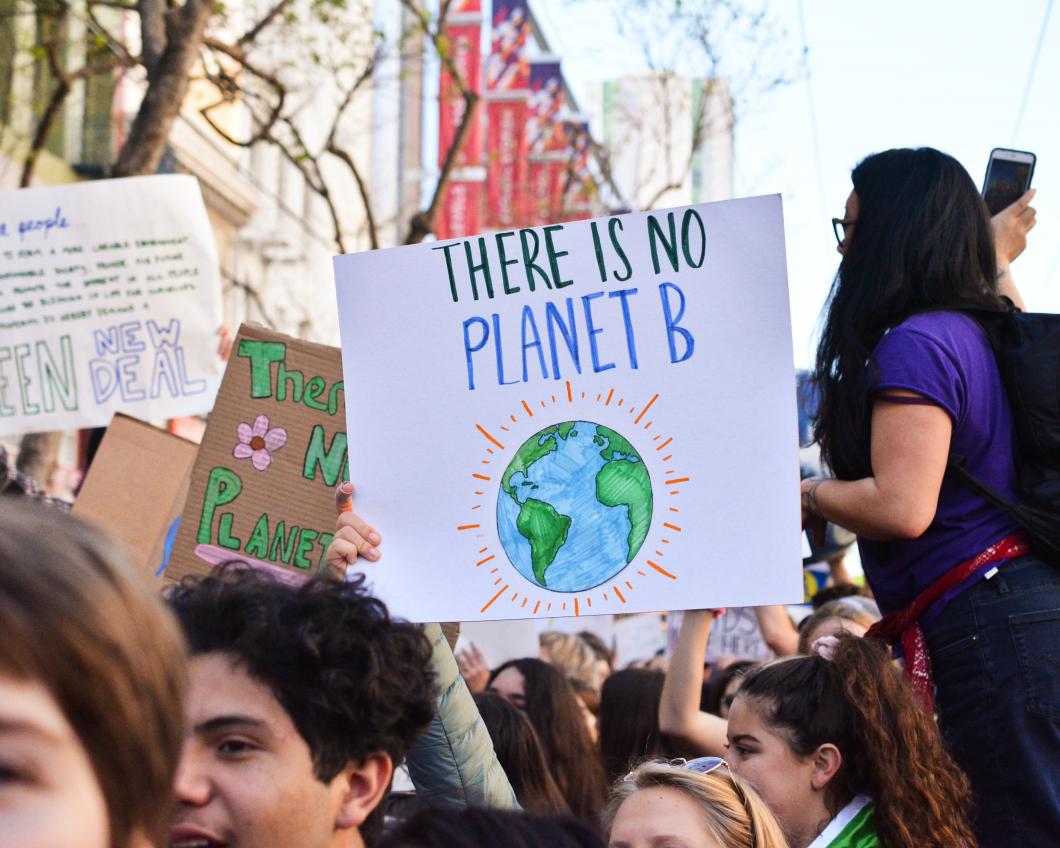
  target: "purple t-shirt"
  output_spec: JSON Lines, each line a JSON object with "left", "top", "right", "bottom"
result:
{"left": 858, "top": 311, "right": 1021, "bottom": 615}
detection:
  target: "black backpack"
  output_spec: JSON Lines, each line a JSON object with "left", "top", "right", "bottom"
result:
{"left": 947, "top": 301, "right": 1060, "bottom": 566}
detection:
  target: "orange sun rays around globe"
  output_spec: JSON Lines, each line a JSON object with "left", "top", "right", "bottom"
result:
{"left": 455, "top": 381, "right": 689, "bottom": 616}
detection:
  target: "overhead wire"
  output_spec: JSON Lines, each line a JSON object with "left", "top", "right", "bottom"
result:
{"left": 1013, "top": 0, "right": 1054, "bottom": 139}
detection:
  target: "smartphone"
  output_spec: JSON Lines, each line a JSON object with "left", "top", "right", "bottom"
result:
{"left": 982, "top": 148, "right": 1036, "bottom": 216}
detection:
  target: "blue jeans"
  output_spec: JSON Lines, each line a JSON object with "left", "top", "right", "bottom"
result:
{"left": 922, "top": 554, "right": 1060, "bottom": 847}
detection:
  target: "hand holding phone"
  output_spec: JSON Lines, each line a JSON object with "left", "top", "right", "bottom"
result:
{"left": 983, "top": 148, "right": 1036, "bottom": 216}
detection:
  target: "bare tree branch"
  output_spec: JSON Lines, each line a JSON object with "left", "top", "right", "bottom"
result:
{"left": 326, "top": 144, "right": 378, "bottom": 250}
{"left": 20, "top": 4, "right": 134, "bottom": 186}
{"left": 398, "top": 0, "right": 479, "bottom": 244}
{"left": 21, "top": 5, "right": 71, "bottom": 187}
{"left": 237, "top": 0, "right": 294, "bottom": 46}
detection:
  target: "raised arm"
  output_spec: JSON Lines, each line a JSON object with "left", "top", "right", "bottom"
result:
{"left": 992, "top": 188, "right": 1036, "bottom": 311}
{"left": 753, "top": 605, "right": 799, "bottom": 656}
{"left": 327, "top": 484, "right": 518, "bottom": 810}
{"left": 658, "top": 610, "right": 729, "bottom": 756}
{"left": 404, "top": 622, "right": 519, "bottom": 809}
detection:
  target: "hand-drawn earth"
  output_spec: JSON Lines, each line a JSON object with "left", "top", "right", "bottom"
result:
{"left": 497, "top": 421, "right": 652, "bottom": 592}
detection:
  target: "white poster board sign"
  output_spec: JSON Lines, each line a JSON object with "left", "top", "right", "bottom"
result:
{"left": 456, "top": 620, "right": 542, "bottom": 669}
{"left": 333, "top": 196, "right": 801, "bottom": 622}
{"left": 0, "top": 175, "right": 223, "bottom": 436}
{"left": 614, "top": 613, "right": 667, "bottom": 666}
{"left": 704, "top": 607, "right": 776, "bottom": 663}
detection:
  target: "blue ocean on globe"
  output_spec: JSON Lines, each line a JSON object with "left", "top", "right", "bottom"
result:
{"left": 496, "top": 421, "right": 652, "bottom": 593}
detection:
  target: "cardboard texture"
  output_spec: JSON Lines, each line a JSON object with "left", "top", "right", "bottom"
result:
{"left": 165, "top": 324, "right": 346, "bottom": 583}
{"left": 73, "top": 414, "right": 198, "bottom": 579}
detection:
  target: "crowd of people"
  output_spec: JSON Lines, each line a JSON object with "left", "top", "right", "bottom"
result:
{"left": 1, "top": 146, "right": 1056, "bottom": 848}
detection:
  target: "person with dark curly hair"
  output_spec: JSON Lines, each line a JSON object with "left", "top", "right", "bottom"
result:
{"left": 167, "top": 568, "right": 436, "bottom": 848}
{"left": 728, "top": 633, "right": 976, "bottom": 848}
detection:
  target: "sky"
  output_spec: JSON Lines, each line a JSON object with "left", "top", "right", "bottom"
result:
{"left": 534, "top": 0, "right": 1059, "bottom": 366}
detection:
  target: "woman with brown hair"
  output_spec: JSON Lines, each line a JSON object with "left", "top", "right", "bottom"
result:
{"left": 473, "top": 692, "right": 571, "bottom": 816}
{"left": 728, "top": 633, "right": 975, "bottom": 848}
{"left": 489, "top": 657, "right": 609, "bottom": 825}
{"left": 597, "top": 668, "right": 677, "bottom": 784}
{"left": 0, "top": 501, "right": 187, "bottom": 848}
{"left": 605, "top": 760, "right": 787, "bottom": 848}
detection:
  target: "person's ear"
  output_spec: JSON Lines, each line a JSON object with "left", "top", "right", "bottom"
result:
{"left": 809, "top": 743, "right": 842, "bottom": 792}
{"left": 333, "top": 753, "right": 393, "bottom": 830}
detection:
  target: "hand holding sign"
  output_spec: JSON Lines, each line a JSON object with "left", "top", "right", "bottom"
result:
{"left": 326, "top": 482, "right": 382, "bottom": 579}
{"left": 334, "top": 196, "right": 802, "bottom": 621}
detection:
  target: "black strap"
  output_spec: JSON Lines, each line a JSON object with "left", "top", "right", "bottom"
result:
{"left": 946, "top": 454, "right": 1025, "bottom": 525}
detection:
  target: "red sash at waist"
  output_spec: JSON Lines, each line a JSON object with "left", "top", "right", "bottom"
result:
{"left": 865, "top": 533, "right": 1030, "bottom": 712}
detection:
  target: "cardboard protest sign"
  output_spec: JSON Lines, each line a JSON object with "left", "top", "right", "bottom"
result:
{"left": 333, "top": 196, "right": 801, "bottom": 622}
{"left": 0, "top": 175, "right": 224, "bottom": 437}
{"left": 73, "top": 414, "right": 198, "bottom": 580}
{"left": 165, "top": 324, "right": 345, "bottom": 583}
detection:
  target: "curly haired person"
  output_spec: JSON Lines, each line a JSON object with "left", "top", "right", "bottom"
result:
{"left": 166, "top": 569, "right": 436, "bottom": 848}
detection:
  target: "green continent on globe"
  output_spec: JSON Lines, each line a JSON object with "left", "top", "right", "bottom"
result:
{"left": 502, "top": 425, "right": 560, "bottom": 496}
{"left": 595, "top": 425, "right": 653, "bottom": 563}
{"left": 516, "top": 497, "right": 572, "bottom": 585}
{"left": 596, "top": 424, "right": 639, "bottom": 461}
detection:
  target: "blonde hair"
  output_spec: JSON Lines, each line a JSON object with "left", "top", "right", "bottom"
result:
{"left": 604, "top": 761, "right": 788, "bottom": 848}
{"left": 539, "top": 631, "right": 605, "bottom": 691}
{"left": 797, "top": 599, "right": 880, "bottom": 654}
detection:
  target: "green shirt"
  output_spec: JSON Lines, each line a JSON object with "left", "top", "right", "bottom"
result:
{"left": 809, "top": 795, "right": 881, "bottom": 848}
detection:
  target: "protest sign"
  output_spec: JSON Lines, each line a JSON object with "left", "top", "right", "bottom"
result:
{"left": 613, "top": 613, "right": 667, "bottom": 666}
{"left": 165, "top": 324, "right": 345, "bottom": 583}
{"left": 456, "top": 620, "right": 542, "bottom": 669}
{"left": 703, "top": 607, "right": 775, "bottom": 663}
{"left": 73, "top": 414, "right": 198, "bottom": 580}
{"left": 0, "top": 175, "right": 224, "bottom": 437}
{"left": 333, "top": 195, "right": 801, "bottom": 622}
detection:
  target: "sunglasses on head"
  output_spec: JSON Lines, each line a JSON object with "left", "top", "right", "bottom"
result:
{"left": 682, "top": 756, "right": 729, "bottom": 775}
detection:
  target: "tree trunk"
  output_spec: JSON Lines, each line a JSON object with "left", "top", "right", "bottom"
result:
{"left": 112, "top": 0, "right": 215, "bottom": 177}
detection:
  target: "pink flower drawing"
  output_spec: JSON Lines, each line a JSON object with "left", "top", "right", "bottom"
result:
{"left": 233, "top": 414, "right": 287, "bottom": 471}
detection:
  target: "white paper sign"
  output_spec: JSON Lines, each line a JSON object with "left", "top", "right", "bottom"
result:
{"left": 704, "top": 607, "right": 776, "bottom": 663}
{"left": 614, "top": 613, "right": 667, "bottom": 666}
{"left": 456, "top": 620, "right": 542, "bottom": 669}
{"left": 333, "top": 196, "right": 801, "bottom": 622}
{"left": 0, "top": 175, "right": 223, "bottom": 436}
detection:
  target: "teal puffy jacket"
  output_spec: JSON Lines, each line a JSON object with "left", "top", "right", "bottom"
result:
{"left": 404, "top": 623, "right": 520, "bottom": 810}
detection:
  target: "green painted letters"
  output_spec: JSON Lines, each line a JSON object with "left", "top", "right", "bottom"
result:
{"left": 197, "top": 466, "right": 243, "bottom": 544}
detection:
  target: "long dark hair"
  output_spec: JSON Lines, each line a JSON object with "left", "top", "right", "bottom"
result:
{"left": 377, "top": 807, "right": 603, "bottom": 848}
{"left": 736, "top": 634, "right": 976, "bottom": 848}
{"left": 597, "top": 668, "right": 675, "bottom": 783}
{"left": 812, "top": 147, "right": 1003, "bottom": 479}
{"left": 489, "top": 658, "right": 608, "bottom": 823}
{"left": 473, "top": 692, "right": 571, "bottom": 816}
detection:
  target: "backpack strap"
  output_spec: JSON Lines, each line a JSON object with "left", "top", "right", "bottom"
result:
{"left": 946, "top": 454, "right": 1025, "bottom": 523}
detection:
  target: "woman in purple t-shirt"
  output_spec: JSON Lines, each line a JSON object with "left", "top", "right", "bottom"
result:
{"left": 800, "top": 148, "right": 1058, "bottom": 848}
